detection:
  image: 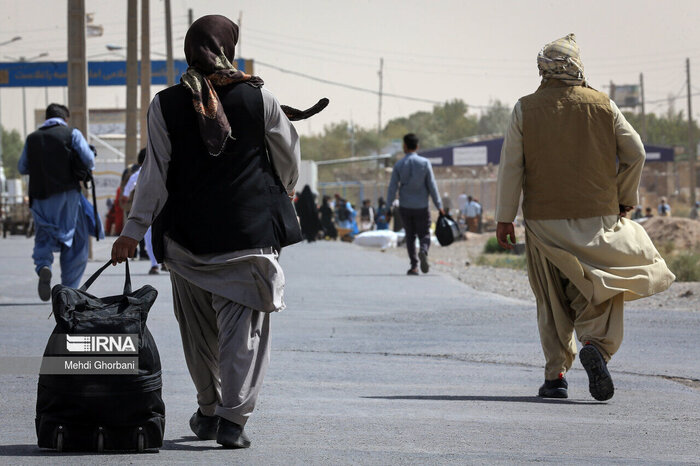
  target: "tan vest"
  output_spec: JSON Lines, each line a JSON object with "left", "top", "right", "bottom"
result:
{"left": 520, "top": 80, "right": 618, "bottom": 220}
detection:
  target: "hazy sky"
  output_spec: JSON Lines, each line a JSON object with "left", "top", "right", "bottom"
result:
{"left": 1, "top": 0, "right": 699, "bottom": 139}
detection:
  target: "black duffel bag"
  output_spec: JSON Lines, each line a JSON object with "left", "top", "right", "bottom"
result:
{"left": 36, "top": 259, "right": 165, "bottom": 453}
{"left": 435, "top": 212, "right": 461, "bottom": 246}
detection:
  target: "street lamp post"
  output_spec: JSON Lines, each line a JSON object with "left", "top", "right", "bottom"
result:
{"left": 6, "top": 53, "right": 50, "bottom": 138}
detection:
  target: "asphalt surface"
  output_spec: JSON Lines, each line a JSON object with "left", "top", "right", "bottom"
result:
{"left": 0, "top": 236, "right": 698, "bottom": 464}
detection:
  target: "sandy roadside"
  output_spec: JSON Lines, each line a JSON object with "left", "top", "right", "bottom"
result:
{"left": 368, "top": 231, "right": 700, "bottom": 312}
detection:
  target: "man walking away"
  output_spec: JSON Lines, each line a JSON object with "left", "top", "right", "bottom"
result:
{"left": 496, "top": 34, "right": 674, "bottom": 401}
{"left": 111, "top": 15, "right": 304, "bottom": 448}
{"left": 18, "top": 103, "right": 95, "bottom": 300}
{"left": 387, "top": 133, "right": 444, "bottom": 275}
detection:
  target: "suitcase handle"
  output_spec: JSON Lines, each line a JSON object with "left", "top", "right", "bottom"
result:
{"left": 79, "top": 258, "right": 132, "bottom": 295}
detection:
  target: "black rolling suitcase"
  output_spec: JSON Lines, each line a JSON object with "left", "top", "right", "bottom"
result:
{"left": 36, "top": 259, "right": 165, "bottom": 452}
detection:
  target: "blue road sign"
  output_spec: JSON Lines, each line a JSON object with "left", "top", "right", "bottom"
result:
{"left": 0, "top": 58, "right": 252, "bottom": 87}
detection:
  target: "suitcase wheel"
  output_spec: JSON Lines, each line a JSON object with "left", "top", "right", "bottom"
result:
{"left": 96, "top": 428, "right": 104, "bottom": 453}
{"left": 55, "top": 427, "right": 64, "bottom": 453}
{"left": 137, "top": 429, "right": 145, "bottom": 453}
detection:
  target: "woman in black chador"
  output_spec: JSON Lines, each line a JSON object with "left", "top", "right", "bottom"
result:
{"left": 319, "top": 195, "right": 338, "bottom": 239}
{"left": 296, "top": 185, "right": 322, "bottom": 242}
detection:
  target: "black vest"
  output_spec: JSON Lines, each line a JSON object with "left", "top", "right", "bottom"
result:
{"left": 152, "top": 82, "right": 302, "bottom": 261}
{"left": 25, "top": 124, "right": 80, "bottom": 201}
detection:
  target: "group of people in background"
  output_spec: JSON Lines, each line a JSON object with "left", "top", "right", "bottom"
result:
{"left": 295, "top": 188, "right": 401, "bottom": 242}
{"left": 628, "top": 197, "right": 700, "bottom": 221}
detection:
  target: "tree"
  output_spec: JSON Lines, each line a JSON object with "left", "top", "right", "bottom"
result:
{"left": 1, "top": 127, "right": 24, "bottom": 179}
{"left": 623, "top": 109, "right": 699, "bottom": 157}
{"left": 299, "top": 98, "right": 513, "bottom": 166}
{"left": 478, "top": 100, "right": 511, "bottom": 135}
{"left": 383, "top": 99, "right": 480, "bottom": 149}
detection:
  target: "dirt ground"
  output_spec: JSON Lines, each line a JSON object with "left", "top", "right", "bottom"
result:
{"left": 377, "top": 227, "right": 700, "bottom": 312}
{"left": 641, "top": 216, "right": 700, "bottom": 250}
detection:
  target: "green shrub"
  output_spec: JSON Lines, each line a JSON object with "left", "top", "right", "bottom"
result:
{"left": 484, "top": 236, "right": 506, "bottom": 254}
{"left": 476, "top": 254, "right": 528, "bottom": 270}
{"left": 483, "top": 235, "right": 518, "bottom": 254}
{"left": 667, "top": 252, "right": 700, "bottom": 282}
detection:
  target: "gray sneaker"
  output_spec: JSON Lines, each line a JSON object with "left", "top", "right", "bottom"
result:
{"left": 38, "top": 267, "right": 52, "bottom": 302}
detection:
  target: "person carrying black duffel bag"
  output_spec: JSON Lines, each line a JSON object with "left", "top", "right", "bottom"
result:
{"left": 435, "top": 212, "right": 461, "bottom": 247}
{"left": 36, "top": 259, "right": 165, "bottom": 453}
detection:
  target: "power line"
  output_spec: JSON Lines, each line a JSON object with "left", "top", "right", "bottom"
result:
{"left": 256, "top": 60, "right": 492, "bottom": 110}
{"left": 246, "top": 25, "right": 700, "bottom": 67}
{"left": 256, "top": 60, "right": 491, "bottom": 107}
{"left": 646, "top": 91, "right": 700, "bottom": 105}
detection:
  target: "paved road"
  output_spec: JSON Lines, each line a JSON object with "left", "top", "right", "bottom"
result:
{"left": 0, "top": 236, "right": 698, "bottom": 464}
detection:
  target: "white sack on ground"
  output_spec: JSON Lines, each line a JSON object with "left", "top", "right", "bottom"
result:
{"left": 353, "top": 230, "right": 398, "bottom": 249}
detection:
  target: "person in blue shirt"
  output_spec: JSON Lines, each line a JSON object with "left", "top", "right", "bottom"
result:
{"left": 387, "top": 133, "right": 444, "bottom": 275}
{"left": 18, "top": 103, "right": 95, "bottom": 300}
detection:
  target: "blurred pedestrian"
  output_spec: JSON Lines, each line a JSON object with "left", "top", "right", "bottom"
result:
{"left": 18, "top": 103, "right": 95, "bottom": 300}
{"left": 473, "top": 197, "right": 483, "bottom": 232}
{"left": 375, "top": 197, "right": 389, "bottom": 230}
{"left": 690, "top": 201, "right": 700, "bottom": 220}
{"left": 319, "top": 195, "right": 338, "bottom": 239}
{"left": 387, "top": 133, "right": 444, "bottom": 275}
{"left": 122, "top": 150, "right": 149, "bottom": 260}
{"left": 464, "top": 195, "right": 480, "bottom": 232}
{"left": 296, "top": 185, "right": 322, "bottom": 242}
{"left": 657, "top": 197, "right": 671, "bottom": 216}
{"left": 631, "top": 205, "right": 643, "bottom": 220}
{"left": 335, "top": 195, "right": 353, "bottom": 230}
{"left": 442, "top": 192, "right": 452, "bottom": 215}
{"left": 359, "top": 199, "right": 375, "bottom": 231}
{"left": 125, "top": 148, "right": 162, "bottom": 274}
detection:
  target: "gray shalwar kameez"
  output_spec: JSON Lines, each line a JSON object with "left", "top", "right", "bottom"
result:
{"left": 122, "top": 89, "right": 300, "bottom": 425}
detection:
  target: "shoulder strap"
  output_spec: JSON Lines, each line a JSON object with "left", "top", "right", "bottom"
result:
{"left": 79, "top": 259, "right": 131, "bottom": 295}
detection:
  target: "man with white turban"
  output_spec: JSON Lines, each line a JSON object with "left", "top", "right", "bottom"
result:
{"left": 495, "top": 34, "right": 675, "bottom": 401}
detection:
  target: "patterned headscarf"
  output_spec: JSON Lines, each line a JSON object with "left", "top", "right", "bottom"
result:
{"left": 537, "top": 33, "right": 586, "bottom": 85}
{"left": 181, "top": 15, "right": 263, "bottom": 156}
{"left": 181, "top": 15, "right": 329, "bottom": 157}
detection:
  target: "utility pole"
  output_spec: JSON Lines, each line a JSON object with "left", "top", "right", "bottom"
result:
{"left": 639, "top": 72, "right": 647, "bottom": 143}
{"left": 21, "top": 87, "right": 27, "bottom": 138}
{"left": 188, "top": 8, "right": 193, "bottom": 26}
{"left": 67, "top": 0, "right": 89, "bottom": 257}
{"left": 140, "top": 0, "right": 151, "bottom": 150}
{"left": 238, "top": 11, "right": 243, "bottom": 57}
{"left": 0, "top": 90, "right": 4, "bottom": 192}
{"left": 349, "top": 118, "right": 356, "bottom": 158}
{"left": 377, "top": 57, "right": 383, "bottom": 136}
{"left": 125, "top": 0, "right": 138, "bottom": 166}
{"left": 164, "top": 0, "right": 174, "bottom": 86}
{"left": 67, "top": 0, "right": 88, "bottom": 137}
{"left": 687, "top": 58, "right": 696, "bottom": 206}
{"left": 609, "top": 80, "right": 616, "bottom": 103}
